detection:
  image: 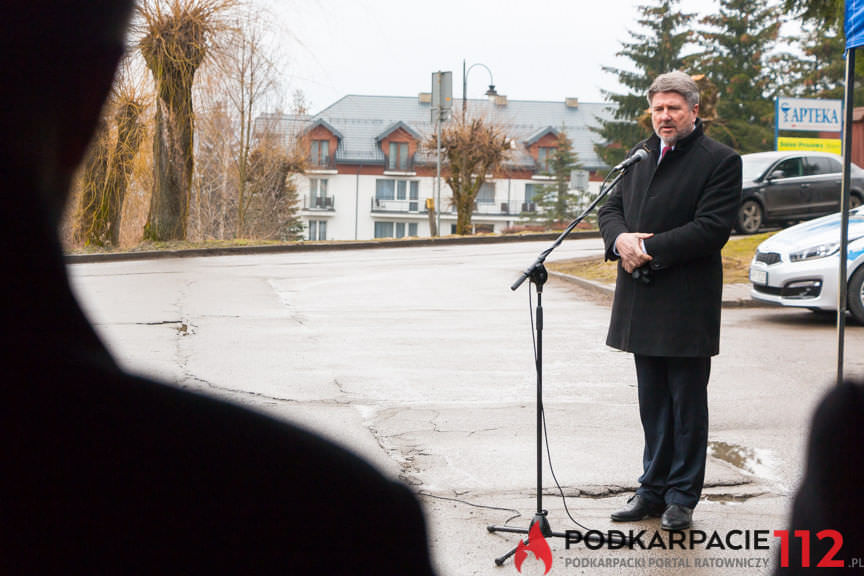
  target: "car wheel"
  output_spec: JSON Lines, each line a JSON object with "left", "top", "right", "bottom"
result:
{"left": 851, "top": 193, "right": 863, "bottom": 210}
{"left": 848, "top": 266, "right": 864, "bottom": 324}
{"left": 736, "top": 199, "right": 763, "bottom": 234}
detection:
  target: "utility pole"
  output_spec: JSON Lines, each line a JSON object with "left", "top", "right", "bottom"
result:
{"left": 431, "top": 71, "right": 452, "bottom": 237}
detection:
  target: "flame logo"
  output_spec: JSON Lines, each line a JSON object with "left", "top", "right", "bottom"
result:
{"left": 514, "top": 521, "right": 553, "bottom": 574}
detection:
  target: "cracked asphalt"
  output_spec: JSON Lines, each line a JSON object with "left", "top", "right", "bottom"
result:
{"left": 67, "top": 238, "right": 864, "bottom": 575}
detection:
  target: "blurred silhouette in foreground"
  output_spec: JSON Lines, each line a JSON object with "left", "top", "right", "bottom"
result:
{"left": 0, "top": 3, "right": 436, "bottom": 574}
{"left": 775, "top": 380, "right": 863, "bottom": 574}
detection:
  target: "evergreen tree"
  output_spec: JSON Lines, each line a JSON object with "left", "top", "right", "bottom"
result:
{"left": 695, "top": 0, "right": 782, "bottom": 153}
{"left": 778, "top": 24, "right": 844, "bottom": 100}
{"left": 781, "top": 0, "right": 864, "bottom": 105}
{"left": 533, "top": 130, "right": 583, "bottom": 227}
{"left": 782, "top": 0, "right": 843, "bottom": 28}
{"left": 595, "top": 0, "right": 695, "bottom": 168}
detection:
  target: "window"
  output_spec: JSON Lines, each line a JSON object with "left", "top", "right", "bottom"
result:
{"left": 376, "top": 179, "right": 395, "bottom": 201}
{"left": 310, "top": 178, "right": 328, "bottom": 197}
{"left": 376, "top": 179, "right": 419, "bottom": 210}
{"left": 450, "top": 223, "right": 493, "bottom": 234}
{"left": 408, "top": 182, "right": 419, "bottom": 212}
{"left": 523, "top": 184, "right": 538, "bottom": 212}
{"left": 374, "top": 221, "right": 418, "bottom": 238}
{"left": 310, "top": 178, "right": 329, "bottom": 208}
{"left": 805, "top": 156, "right": 841, "bottom": 175}
{"left": 307, "top": 220, "right": 327, "bottom": 241}
{"left": 772, "top": 158, "right": 804, "bottom": 179}
{"left": 388, "top": 142, "right": 410, "bottom": 170}
{"left": 537, "top": 146, "right": 555, "bottom": 171}
{"left": 477, "top": 182, "right": 495, "bottom": 204}
{"left": 374, "top": 221, "right": 393, "bottom": 238}
{"left": 310, "top": 140, "right": 329, "bottom": 166}
{"left": 525, "top": 183, "right": 537, "bottom": 203}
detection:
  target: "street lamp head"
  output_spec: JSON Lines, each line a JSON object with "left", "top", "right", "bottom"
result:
{"left": 485, "top": 85, "right": 498, "bottom": 97}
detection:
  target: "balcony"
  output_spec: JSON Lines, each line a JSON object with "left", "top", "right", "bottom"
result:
{"left": 371, "top": 198, "right": 424, "bottom": 213}
{"left": 307, "top": 155, "right": 336, "bottom": 171}
{"left": 303, "top": 195, "right": 335, "bottom": 211}
{"left": 383, "top": 155, "right": 415, "bottom": 172}
{"left": 369, "top": 198, "right": 535, "bottom": 217}
{"left": 474, "top": 201, "right": 533, "bottom": 215}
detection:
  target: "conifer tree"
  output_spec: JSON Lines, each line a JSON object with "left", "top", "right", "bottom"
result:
{"left": 779, "top": 24, "right": 844, "bottom": 100}
{"left": 780, "top": 0, "right": 864, "bottom": 104}
{"left": 533, "top": 130, "right": 583, "bottom": 227}
{"left": 695, "top": 0, "right": 781, "bottom": 152}
{"left": 595, "top": 0, "right": 694, "bottom": 168}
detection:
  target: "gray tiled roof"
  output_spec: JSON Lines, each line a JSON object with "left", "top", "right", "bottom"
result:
{"left": 259, "top": 95, "right": 617, "bottom": 171}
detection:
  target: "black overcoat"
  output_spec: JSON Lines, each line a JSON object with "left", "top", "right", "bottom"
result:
{"left": 597, "top": 120, "right": 742, "bottom": 357}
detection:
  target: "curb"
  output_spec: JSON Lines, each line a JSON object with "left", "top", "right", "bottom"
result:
{"left": 550, "top": 271, "right": 769, "bottom": 309}
{"left": 65, "top": 230, "right": 602, "bottom": 264}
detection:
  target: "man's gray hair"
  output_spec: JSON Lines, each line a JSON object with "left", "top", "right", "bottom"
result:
{"left": 647, "top": 71, "right": 700, "bottom": 108}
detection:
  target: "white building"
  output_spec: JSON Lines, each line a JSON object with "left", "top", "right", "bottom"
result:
{"left": 257, "top": 94, "right": 616, "bottom": 241}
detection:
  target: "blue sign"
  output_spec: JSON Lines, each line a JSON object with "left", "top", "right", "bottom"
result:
{"left": 776, "top": 97, "right": 842, "bottom": 132}
{"left": 847, "top": 0, "right": 864, "bottom": 50}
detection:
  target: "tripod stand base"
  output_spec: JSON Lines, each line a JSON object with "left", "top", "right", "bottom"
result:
{"left": 487, "top": 510, "right": 567, "bottom": 566}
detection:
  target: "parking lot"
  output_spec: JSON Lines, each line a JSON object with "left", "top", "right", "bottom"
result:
{"left": 68, "top": 238, "right": 864, "bottom": 575}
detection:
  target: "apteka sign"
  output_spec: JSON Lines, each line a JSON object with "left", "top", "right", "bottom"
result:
{"left": 776, "top": 97, "right": 842, "bottom": 132}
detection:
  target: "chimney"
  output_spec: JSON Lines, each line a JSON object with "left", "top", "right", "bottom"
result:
{"left": 565, "top": 97, "right": 579, "bottom": 109}
{"left": 493, "top": 94, "right": 508, "bottom": 107}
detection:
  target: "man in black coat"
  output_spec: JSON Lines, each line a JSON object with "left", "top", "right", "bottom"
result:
{"left": 597, "top": 71, "right": 742, "bottom": 531}
{"left": 0, "top": 2, "right": 437, "bottom": 574}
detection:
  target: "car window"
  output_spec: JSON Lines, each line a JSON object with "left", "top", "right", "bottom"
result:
{"left": 772, "top": 157, "right": 804, "bottom": 179}
{"left": 742, "top": 155, "right": 779, "bottom": 180}
{"left": 804, "top": 156, "right": 841, "bottom": 175}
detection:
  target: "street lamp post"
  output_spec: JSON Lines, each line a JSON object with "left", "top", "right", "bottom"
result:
{"left": 462, "top": 59, "right": 497, "bottom": 122}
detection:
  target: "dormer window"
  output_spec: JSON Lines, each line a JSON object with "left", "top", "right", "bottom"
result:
{"left": 537, "top": 146, "right": 555, "bottom": 172}
{"left": 388, "top": 142, "right": 410, "bottom": 170}
{"left": 311, "top": 139, "right": 329, "bottom": 166}
{"left": 377, "top": 121, "right": 420, "bottom": 173}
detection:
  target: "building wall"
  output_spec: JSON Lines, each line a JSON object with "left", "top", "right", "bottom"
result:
{"left": 277, "top": 94, "right": 615, "bottom": 241}
{"left": 296, "top": 171, "right": 602, "bottom": 241}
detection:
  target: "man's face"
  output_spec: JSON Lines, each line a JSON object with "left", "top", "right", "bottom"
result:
{"left": 650, "top": 91, "right": 698, "bottom": 146}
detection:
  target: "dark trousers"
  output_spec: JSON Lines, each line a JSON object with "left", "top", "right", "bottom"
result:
{"left": 634, "top": 354, "right": 710, "bottom": 509}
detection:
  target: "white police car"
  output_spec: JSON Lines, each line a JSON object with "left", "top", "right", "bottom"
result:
{"left": 749, "top": 206, "right": 864, "bottom": 322}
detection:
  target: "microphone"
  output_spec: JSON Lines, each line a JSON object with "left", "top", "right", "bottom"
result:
{"left": 611, "top": 148, "right": 649, "bottom": 172}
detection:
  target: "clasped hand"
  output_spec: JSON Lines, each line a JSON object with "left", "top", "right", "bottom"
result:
{"left": 615, "top": 232, "right": 654, "bottom": 274}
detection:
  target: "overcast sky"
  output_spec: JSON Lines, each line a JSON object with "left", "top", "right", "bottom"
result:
{"left": 259, "top": 0, "right": 723, "bottom": 114}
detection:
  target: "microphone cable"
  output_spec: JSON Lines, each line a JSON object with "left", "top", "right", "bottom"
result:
{"left": 527, "top": 282, "right": 594, "bottom": 533}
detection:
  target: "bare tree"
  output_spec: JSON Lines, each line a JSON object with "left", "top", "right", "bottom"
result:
{"left": 290, "top": 89, "right": 309, "bottom": 116}
{"left": 217, "top": 7, "right": 279, "bottom": 237}
{"left": 138, "top": 0, "right": 236, "bottom": 241}
{"left": 189, "top": 5, "right": 304, "bottom": 242}
{"left": 76, "top": 67, "right": 147, "bottom": 247}
{"left": 191, "top": 98, "right": 234, "bottom": 240}
{"left": 426, "top": 116, "right": 511, "bottom": 235}
{"left": 242, "top": 122, "right": 305, "bottom": 240}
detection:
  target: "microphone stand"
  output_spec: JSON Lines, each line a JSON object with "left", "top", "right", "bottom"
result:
{"left": 487, "top": 165, "right": 631, "bottom": 566}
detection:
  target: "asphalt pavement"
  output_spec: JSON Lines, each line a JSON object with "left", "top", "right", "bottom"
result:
{"left": 66, "top": 238, "right": 861, "bottom": 576}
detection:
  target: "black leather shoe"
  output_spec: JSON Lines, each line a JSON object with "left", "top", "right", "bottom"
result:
{"left": 661, "top": 504, "right": 693, "bottom": 530}
{"left": 610, "top": 495, "right": 664, "bottom": 522}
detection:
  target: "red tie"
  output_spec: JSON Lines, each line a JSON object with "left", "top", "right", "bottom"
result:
{"left": 661, "top": 147, "right": 670, "bottom": 161}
